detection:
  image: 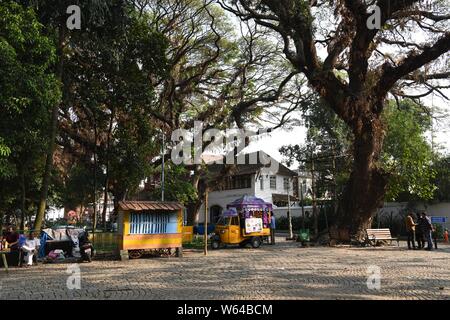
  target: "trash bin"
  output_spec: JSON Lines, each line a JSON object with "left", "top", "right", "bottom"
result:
{"left": 298, "top": 229, "right": 310, "bottom": 242}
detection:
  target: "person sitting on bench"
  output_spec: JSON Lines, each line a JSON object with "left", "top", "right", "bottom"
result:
{"left": 3, "top": 225, "right": 19, "bottom": 251}
{"left": 21, "top": 232, "right": 39, "bottom": 266}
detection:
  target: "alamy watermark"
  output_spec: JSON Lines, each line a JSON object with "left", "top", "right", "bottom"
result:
{"left": 366, "top": 0, "right": 436, "bottom": 30}
{"left": 171, "top": 121, "right": 279, "bottom": 174}
{"left": 366, "top": 265, "right": 381, "bottom": 290}
{"left": 66, "top": 263, "right": 81, "bottom": 290}
{"left": 66, "top": 5, "right": 81, "bottom": 30}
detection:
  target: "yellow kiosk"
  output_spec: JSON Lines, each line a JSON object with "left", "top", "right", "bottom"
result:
{"left": 118, "top": 201, "right": 184, "bottom": 259}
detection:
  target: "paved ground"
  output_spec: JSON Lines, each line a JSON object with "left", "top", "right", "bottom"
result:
{"left": 1, "top": 239, "right": 449, "bottom": 300}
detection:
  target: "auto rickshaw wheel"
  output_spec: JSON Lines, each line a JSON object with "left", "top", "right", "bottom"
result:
{"left": 128, "top": 249, "right": 144, "bottom": 259}
{"left": 211, "top": 240, "right": 221, "bottom": 250}
{"left": 250, "top": 237, "right": 262, "bottom": 248}
{"left": 239, "top": 241, "right": 248, "bottom": 248}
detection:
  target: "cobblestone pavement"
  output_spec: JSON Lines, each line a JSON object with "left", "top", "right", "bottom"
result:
{"left": 1, "top": 239, "right": 449, "bottom": 300}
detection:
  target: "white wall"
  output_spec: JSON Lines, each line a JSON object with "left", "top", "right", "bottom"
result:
{"left": 273, "top": 206, "right": 314, "bottom": 219}
{"left": 273, "top": 202, "right": 450, "bottom": 229}
{"left": 378, "top": 202, "right": 450, "bottom": 229}
{"left": 197, "top": 172, "right": 295, "bottom": 223}
{"left": 197, "top": 174, "right": 256, "bottom": 224}
{"left": 254, "top": 173, "right": 294, "bottom": 204}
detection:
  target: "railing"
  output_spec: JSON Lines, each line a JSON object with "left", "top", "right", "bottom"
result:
{"left": 88, "top": 232, "right": 119, "bottom": 254}
{"left": 182, "top": 226, "right": 194, "bottom": 243}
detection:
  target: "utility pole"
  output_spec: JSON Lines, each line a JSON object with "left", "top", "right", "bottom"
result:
{"left": 331, "top": 144, "right": 338, "bottom": 216}
{"left": 287, "top": 177, "right": 293, "bottom": 239}
{"left": 311, "top": 156, "right": 318, "bottom": 239}
{"left": 161, "top": 131, "right": 165, "bottom": 202}
{"left": 300, "top": 180, "right": 306, "bottom": 230}
{"left": 204, "top": 191, "right": 208, "bottom": 256}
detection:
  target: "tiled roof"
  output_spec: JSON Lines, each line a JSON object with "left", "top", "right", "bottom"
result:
{"left": 202, "top": 151, "right": 297, "bottom": 178}
{"left": 118, "top": 201, "right": 184, "bottom": 212}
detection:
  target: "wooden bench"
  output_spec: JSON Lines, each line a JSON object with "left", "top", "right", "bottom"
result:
{"left": 365, "top": 228, "right": 399, "bottom": 247}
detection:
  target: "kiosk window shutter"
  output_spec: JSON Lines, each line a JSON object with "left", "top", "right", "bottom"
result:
{"left": 129, "top": 211, "right": 178, "bottom": 235}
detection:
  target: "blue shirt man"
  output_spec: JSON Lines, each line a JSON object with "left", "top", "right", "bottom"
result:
{"left": 270, "top": 215, "right": 276, "bottom": 245}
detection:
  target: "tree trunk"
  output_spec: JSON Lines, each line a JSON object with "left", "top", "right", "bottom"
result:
{"left": 34, "top": 24, "right": 66, "bottom": 232}
{"left": 332, "top": 114, "right": 389, "bottom": 242}
{"left": 101, "top": 175, "right": 109, "bottom": 230}
{"left": 101, "top": 109, "right": 114, "bottom": 230}
{"left": 186, "top": 168, "right": 203, "bottom": 226}
{"left": 20, "top": 166, "right": 26, "bottom": 232}
{"left": 186, "top": 199, "right": 203, "bottom": 226}
{"left": 311, "top": 157, "right": 318, "bottom": 239}
{"left": 0, "top": 211, "right": 4, "bottom": 234}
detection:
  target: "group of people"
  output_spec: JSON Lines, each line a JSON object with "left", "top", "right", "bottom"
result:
{"left": 1, "top": 225, "right": 40, "bottom": 267}
{"left": 405, "top": 212, "right": 436, "bottom": 251}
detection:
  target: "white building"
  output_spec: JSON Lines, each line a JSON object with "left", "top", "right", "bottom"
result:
{"left": 197, "top": 151, "right": 298, "bottom": 224}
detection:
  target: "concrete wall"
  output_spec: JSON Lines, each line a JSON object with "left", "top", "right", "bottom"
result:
{"left": 378, "top": 202, "right": 450, "bottom": 230}
{"left": 273, "top": 206, "right": 314, "bottom": 219}
{"left": 272, "top": 202, "right": 450, "bottom": 229}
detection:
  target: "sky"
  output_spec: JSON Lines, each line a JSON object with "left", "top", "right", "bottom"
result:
{"left": 222, "top": 4, "right": 450, "bottom": 168}
{"left": 245, "top": 92, "right": 450, "bottom": 169}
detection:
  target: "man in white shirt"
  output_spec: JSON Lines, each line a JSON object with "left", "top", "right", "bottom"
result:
{"left": 21, "top": 232, "right": 40, "bottom": 266}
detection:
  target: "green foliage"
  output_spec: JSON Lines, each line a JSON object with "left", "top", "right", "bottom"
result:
{"left": 432, "top": 156, "right": 450, "bottom": 201}
{"left": 280, "top": 98, "right": 351, "bottom": 199}
{"left": 281, "top": 98, "right": 441, "bottom": 203}
{"left": 56, "top": 4, "right": 169, "bottom": 205}
{"left": 151, "top": 165, "right": 198, "bottom": 205}
{"left": 60, "top": 163, "right": 102, "bottom": 210}
{"left": 0, "top": 1, "right": 60, "bottom": 220}
{"left": 381, "top": 100, "right": 436, "bottom": 201}
{"left": 0, "top": 138, "right": 11, "bottom": 157}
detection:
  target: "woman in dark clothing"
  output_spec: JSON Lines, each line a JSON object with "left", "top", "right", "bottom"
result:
{"left": 415, "top": 214, "right": 425, "bottom": 249}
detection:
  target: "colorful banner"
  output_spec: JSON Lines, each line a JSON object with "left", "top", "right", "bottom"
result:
{"left": 245, "top": 218, "right": 263, "bottom": 233}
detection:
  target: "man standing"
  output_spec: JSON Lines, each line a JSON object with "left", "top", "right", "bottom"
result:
{"left": 270, "top": 213, "right": 276, "bottom": 245}
{"left": 405, "top": 212, "right": 417, "bottom": 250}
{"left": 420, "top": 212, "right": 434, "bottom": 251}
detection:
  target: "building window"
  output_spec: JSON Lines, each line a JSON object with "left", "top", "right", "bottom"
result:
{"left": 283, "top": 177, "right": 290, "bottom": 191}
{"left": 129, "top": 211, "right": 178, "bottom": 234}
{"left": 210, "top": 205, "right": 222, "bottom": 224}
{"left": 221, "top": 174, "right": 252, "bottom": 190}
{"left": 260, "top": 177, "right": 264, "bottom": 190}
{"left": 270, "top": 176, "right": 277, "bottom": 189}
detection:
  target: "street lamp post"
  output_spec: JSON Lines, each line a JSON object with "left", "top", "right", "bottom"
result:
{"left": 287, "top": 177, "right": 293, "bottom": 240}
{"left": 204, "top": 191, "right": 208, "bottom": 256}
{"left": 300, "top": 180, "right": 306, "bottom": 230}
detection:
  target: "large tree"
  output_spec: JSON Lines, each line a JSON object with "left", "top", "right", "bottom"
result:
{"left": 55, "top": 2, "right": 168, "bottom": 224}
{"left": 15, "top": 0, "right": 129, "bottom": 231}
{"left": 281, "top": 98, "right": 438, "bottom": 238}
{"left": 133, "top": 0, "right": 309, "bottom": 224}
{"left": 0, "top": 1, "right": 60, "bottom": 230}
{"left": 221, "top": 0, "right": 450, "bottom": 241}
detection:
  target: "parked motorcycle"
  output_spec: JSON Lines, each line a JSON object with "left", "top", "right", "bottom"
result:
{"left": 78, "top": 230, "right": 94, "bottom": 263}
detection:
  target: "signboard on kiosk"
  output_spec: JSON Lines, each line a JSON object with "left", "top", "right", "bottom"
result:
{"left": 245, "top": 218, "right": 263, "bottom": 233}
